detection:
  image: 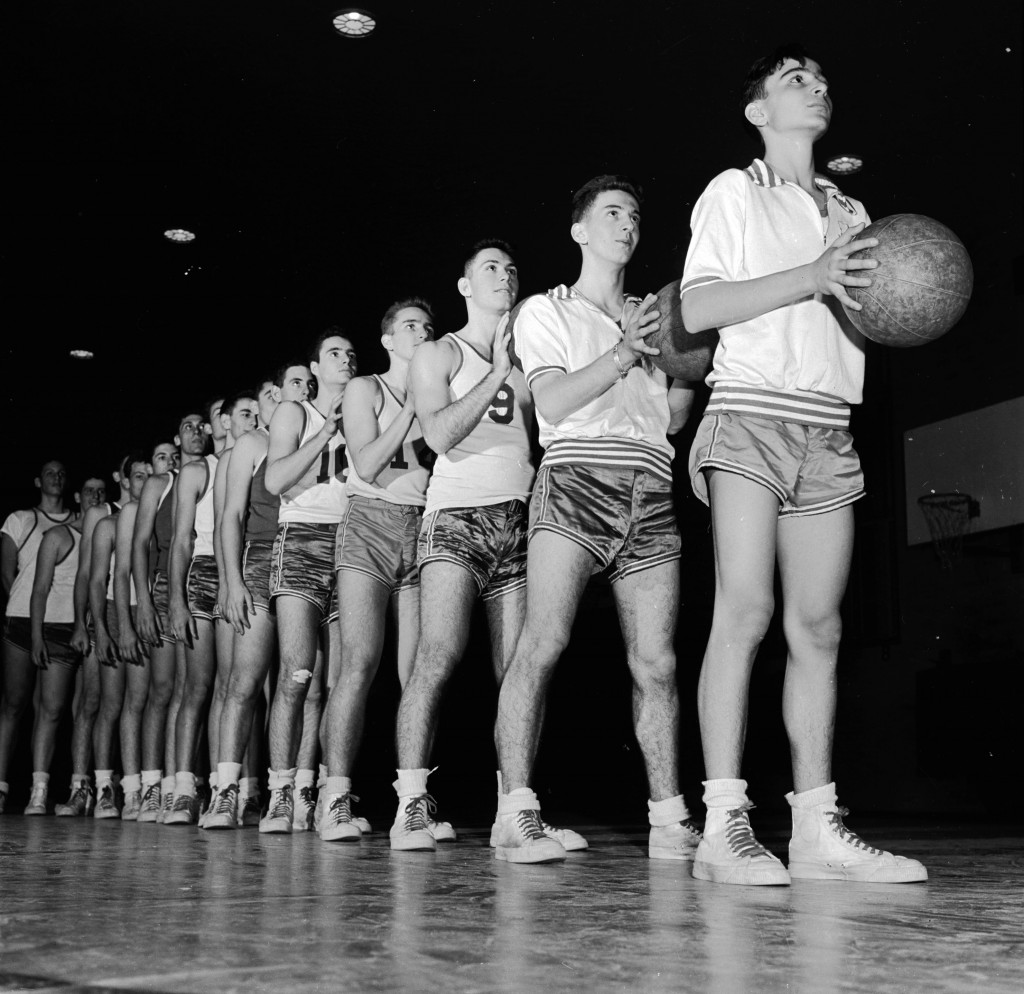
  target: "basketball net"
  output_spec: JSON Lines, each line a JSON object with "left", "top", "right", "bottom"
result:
{"left": 918, "top": 493, "right": 974, "bottom": 569}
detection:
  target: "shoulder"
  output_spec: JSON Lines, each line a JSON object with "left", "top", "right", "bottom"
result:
{"left": 83, "top": 505, "right": 109, "bottom": 527}
{"left": 179, "top": 461, "right": 206, "bottom": 486}
{"left": 141, "top": 473, "right": 169, "bottom": 499}
{"left": 41, "top": 524, "right": 72, "bottom": 552}
{"left": 411, "top": 337, "right": 458, "bottom": 375}
{"left": 344, "top": 375, "right": 382, "bottom": 407}
{"left": 697, "top": 168, "right": 749, "bottom": 202}
{"left": 269, "top": 400, "right": 306, "bottom": 434}
{"left": 1, "top": 508, "right": 33, "bottom": 535}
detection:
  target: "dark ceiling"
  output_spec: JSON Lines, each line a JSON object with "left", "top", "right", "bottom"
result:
{"left": 3, "top": 0, "right": 1021, "bottom": 503}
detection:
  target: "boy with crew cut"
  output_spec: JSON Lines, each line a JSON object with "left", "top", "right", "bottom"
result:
{"left": 320, "top": 299, "right": 435, "bottom": 842}
{"left": 680, "top": 45, "right": 926, "bottom": 885}
{"left": 493, "top": 177, "right": 698, "bottom": 864}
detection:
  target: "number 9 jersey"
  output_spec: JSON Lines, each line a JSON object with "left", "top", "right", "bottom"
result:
{"left": 424, "top": 333, "right": 535, "bottom": 516}
{"left": 278, "top": 399, "right": 348, "bottom": 525}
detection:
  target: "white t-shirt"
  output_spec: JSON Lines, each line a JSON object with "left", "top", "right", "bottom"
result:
{"left": 3, "top": 507, "right": 75, "bottom": 619}
{"left": 681, "top": 158, "right": 869, "bottom": 406}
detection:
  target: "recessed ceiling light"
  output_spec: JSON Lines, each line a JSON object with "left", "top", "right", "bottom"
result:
{"left": 164, "top": 229, "right": 196, "bottom": 243}
{"left": 69, "top": 349, "right": 94, "bottom": 359}
{"left": 825, "top": 154, "right": 864, "bottom": 176}
{"left": 332, "top": 9, "right": 376, "bottom": 37}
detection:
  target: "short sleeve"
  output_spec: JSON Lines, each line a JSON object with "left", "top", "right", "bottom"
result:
{"left": 680, "top": 170, "right": 747, "bottom": 296}
{"left": 1, "top": 511, "right": 30, "bottom": 549}
{"left": 513, "top": 295, "right": 570, "bottom": 389}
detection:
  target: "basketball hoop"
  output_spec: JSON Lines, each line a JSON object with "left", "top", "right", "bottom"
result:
{"left": 918, "top": 493, "right": 978, "bottom": 569}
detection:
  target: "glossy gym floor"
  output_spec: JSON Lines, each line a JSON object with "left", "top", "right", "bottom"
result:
{"left": 1, "top": 815, "right": 1021, "bottom": 994}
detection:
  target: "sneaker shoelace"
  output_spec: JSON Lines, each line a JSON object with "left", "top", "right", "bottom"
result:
{"left": 515, "top": 809, "right": 548, "bottom": 842}
{"left": 826, "top": 807, "right": 883, "bottom": 854}
{"left": 172, "top": 793, "right": 195, "bottom": 812}
{"left": 725, "top": 804, "right": 771, "bottom": 859}
{"left": 268, "top": 785, "right": 294, "bottom": 820}
{"left": 213, "top": 784, "right": 239, "bottom": 816}
{"left": 69, "top": 785, "right": 91, "bottom": 807}
{"left": 403, "top": 793, "right": 438, "bottom": 832}
{"left": 140, "top": 784, "right": 161, "bottom": 811}
{"left": 327, "top": 793, "right": 353, "bottom": 825}
{"left": 297, "top": 785, "right": 316, "bottom": 810}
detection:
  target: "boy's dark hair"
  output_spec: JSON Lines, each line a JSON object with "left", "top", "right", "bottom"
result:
{"left": 741, "top": 43, "right": 814, "bottom": 142}
{"left": 220, "top": 389, "right": 258, "bottom": 418}
{"left": 463, "top": 238, "right": 516, "bottom": 277}
{"left": 271, "top": 361, "right": 308, "bottom": 388}
{"left": 570, "top": 175, "right": 643, "bottom": 225}
{"left": 309, "top": 326, "right": 349, "bottom": 368}
{"left": 204, "top": 396, "right": 225, "bottom": 421}
{"left": 119, "top": 450, "right": 150, "bottom": 479}
{"left": 381, "top": 297, "right": 435, "bottom": 337}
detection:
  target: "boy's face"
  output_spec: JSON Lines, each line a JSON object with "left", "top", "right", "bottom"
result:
{"left": 384, "top": 307, "right": 434, "bottom": 361}
{"left": 276, "top": 365, "right": 313, "bottom": 405}
{"left": 151, "top": 443, "right": 177, "bottom": 475}
{"left": 207, "top": 400, "right": 226, "bottom": 441}
{"left": 460, "top": 250, "right": 519, "bottom": 315}
{"left": 79, "top": 478, "right": 107, "bottom": 509}
{"left": 128, "top": 461, "right": 152, "bottom": 500}
{"left": 311, "top": 337, "right": 357, "bottom": 388}
{"left": 177, "top": 414, "right": 208, "bottom": 456}
{"left": 753, "top": 58, "right": 831, "bottom": 139}
{"left": 573, "top": 190, "right": 641, "bottom": 265}
{"left": 222, "top": 399, "right": 259, "bottom": 440}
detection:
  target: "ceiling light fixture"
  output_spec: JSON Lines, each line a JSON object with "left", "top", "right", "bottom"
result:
{"left": 825, "top": 154, "right": 864, "bottom": 176}
{"left": 164, "top": 228, "right": 196, "bottom": 243}
{"left": 332, "top": 9, "right": 376, "bottom": 37}
{"left": 69, "top": 349, "right": 94, "bottom": 359}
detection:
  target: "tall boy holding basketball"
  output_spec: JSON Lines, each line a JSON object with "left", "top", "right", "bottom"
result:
{"left": 680, "top": 45, "right": 927, "bottom": 885}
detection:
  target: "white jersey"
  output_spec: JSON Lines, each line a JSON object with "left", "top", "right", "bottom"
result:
{"left": 192, "top": 454, "right": 220, "bottom": 558}
{"left": 425, "top": 334, "right": 534, "bottom": 515}
{"left": 346, "top": 375, "right": 431, "bottom": 507}
{"left": 44, "top": 526, "right": 80, "bottom": 624}
{"left": 2, "top": 507, "right": 75, "bottom": 619}
{"left": 278, "top": 399, "right": 348, "bottom": 525}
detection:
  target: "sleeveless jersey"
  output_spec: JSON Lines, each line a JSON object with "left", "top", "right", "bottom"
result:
{"left": 425, "top": 334, "right": 534, "bottom": 515}
{"left": 246, "top": 445, "right": 280, "bottom": 543}
{"left": 278, "top": 399, "right": 348, "bottom": 525}
{"left": 43, "top": 525, "right": 80, "bottom": 624}
{"left": 192, "top": 454, "right": 220, "bottom": 558}
{"left": 346, "top": 375, "right": 432, "bottom": 507}
{"left": 3, "top": 508, "right": 75, "bottom": 619}
{"left": 153, "top": 472, "right": 177, "bottom": 573}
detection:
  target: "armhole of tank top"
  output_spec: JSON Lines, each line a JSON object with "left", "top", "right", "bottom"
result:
{"left": 369, "top": 375, "right": 386, "bottom": 419}
{"left": 159, "top": 473, "right": 175, "bottom": 507}
{"left": 297, "top": 402, "right": 309, "bottom": 441}
{"left": 446, "top": 336, "right": 464, "bottom": 385}
{"left": 200, "top": 458, "right": 211, "bottom": 496}
{"left": 17, "top": 511, "right": 40, "bottom": 553}
{"left": 53, "top": 525, "right": 76, "bottom": 566}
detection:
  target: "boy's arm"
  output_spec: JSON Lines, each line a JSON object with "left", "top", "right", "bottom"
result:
{"left": 131, "top": 475, "right": 165, "bottom": 643}
{"left": 89, "top": 519, "right": 116, "bottom": 665}
{"left": 213, "top": 452, "right": 231, "bottom": 613}
{"left": 344, "top": 376, "right": 416, "bottom": 483}
{"left": 528, "top": 295, "right": 662, "bottom": 426}
{"left": 168, "top": 463, "right": 202, "bottom": 643}
{"left": 114, "top": 502, "right": 143, "bottom": 663}
{"left": 29, "top": 529, "right": 65, "bottom": 668}
{"left": 410, "top": 331, "right": 508, "bottom": 455}
{"left": 221, "top": 432, "right": 259, "bottom": 634}
{"left": 265, "top": 400, "right": 340, "bottom": 496}
{"left": 1, "top": 533, "right": 17, "bottom": 597}
{"left": 667, "top": 380, "right": 697, "bottom": 436}
{"left": 71, "top": 504, "right": 106, "bottom": 652}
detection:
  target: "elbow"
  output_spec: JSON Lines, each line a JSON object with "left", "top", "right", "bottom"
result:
{"left": 422, "top": 428, "right": 450, "bottom": 456}
{"left": 680, "top": 294, "right": 712, "bottom": 334}
{"left": 264, "top": 473, "right": 284, "bottom": 497}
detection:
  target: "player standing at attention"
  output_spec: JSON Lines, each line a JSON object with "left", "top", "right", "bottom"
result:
{"left": 493, "top": 178, "right": 698, "bottom": 864}
{"left": 166, "top": 392, "right": 258, "bottom": 825}
{"left": 207, "top": 398, "right": 228, "bottom": 456}
{"left": 679, "top": 45, "right": 926, "bottom": 885}
{"left": 261, "top": 331, "right": 356, "bottom": 834}
{"left": 320, "top": 299, "right": 435, "bottom": 841}
{"left": 0, "top": 461, "right": 73, "bottom": 813}
{"left": 205, "top": 364, "right": 313, "bottom": 829}
{"left": 132, "top": 413, "right": 207, "bottom": 821}
{"left": 86, "top": 454, "right": 152, "bottom": 817}
{"left": 389, "top": 240, "right": 541, "bottom": 852}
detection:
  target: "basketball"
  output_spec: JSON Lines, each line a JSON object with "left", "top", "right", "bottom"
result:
{"left": 844, "top": 214, "right": 973, "bottom": 347}
{"left": 646, "top": 280, "right": 718, "bottom": 382}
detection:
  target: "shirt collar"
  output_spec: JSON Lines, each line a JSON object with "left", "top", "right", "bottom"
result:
{"left": 745, "top": 158, "right": 857, "bottom": 214}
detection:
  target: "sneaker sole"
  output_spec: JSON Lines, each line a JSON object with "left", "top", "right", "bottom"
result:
{"left": 649, "top": 845, "right": 698, "bottom": 861}
{"left": 495, "top": 842, "right": 566, "bottom": 864}
{"left": 259, "top": 819, "right": 293, "bottom": 834}
{"left": 693, "top": 859, "right": 791, "bottom": 886}
{"left": 94, "top": 810, "right": 120, "bottom": 820}
{"left": 320, "top": 827, "right": 363, "bottom": 842}
{"left": 164, "top": 813, "right": 196, "bottom": 825}
{"left": 788, "top": 860, "right": 928, "bottom": 883}
{"left": 203, "top": 816, "right": 237, "bottom": 831}
{"left": 24, "top": 808, "right": 47, "bottom": 816}
{"left": 389, "top": 833, "right": 437, "bottom": 852}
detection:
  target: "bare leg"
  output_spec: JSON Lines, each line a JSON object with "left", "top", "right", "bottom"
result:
{"left": 163, "top": 643, "right": 186, "bottom": 775}
{"left": 484, "top": 584, "right": 526, "bottom": 685}
{"left": 120, "top": 657, "right": 149, "bottom": 776}
{"left": 267, "top": 596, "right": 321, "bottom": 770}
{"left": 94, "top": 655, "right": 126, "bottom": 771}
{"left": 207, "top": 618, "right": 234, "bottom": 775}
{"left": 392, "top": 585, "right": 420, "bottom": 691}
{"left": 612, "top": 562, "right": 681, "bottom": 800}
{"left": 697, "top": 471, "right": 780, "bottom": 779}
{"left": 495, "top": 532, "right": 595, "bottom": 791}
{"left": 777, "top": 507, "right": 854, "bottom": 793}
{"left": 32, "top": 664, "right": 78, "bottom": 775}
{"left": 141, "top": 641, "right": 176, "bottom": 771}
{"left": 219, "top": 609, "right": 276, "bottom": 765}
{"left": 174, "top": 619, "right": 216, "bottom": 773}
{"left": 68, "top": 653, "right": 101, "bottom": 775}
{"left": 0, "top": 642, "right": 37, "bottom": 782}
{"left": 395, "top": 563, "right": 478, "bottom": 768}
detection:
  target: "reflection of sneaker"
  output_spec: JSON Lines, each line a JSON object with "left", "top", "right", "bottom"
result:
{"left": 292, "top": 784, "right": 316, "bottom": 832}
{"left": 693, "top": 804, "right": 790, "bottom": 886}
{"left": 95, "top": 784, "right": 120, "bottom": 820}
{"left": 156, "top": 791, "right": 174, "bottom": 824}
{"left": 649, "top": 819, "right": 702, "bottom": 861}
{"left": 494, "top": 808, "right": 567, "bottom": 864}
{"left": 56, "top": 783, "right": 94, "bottom": 817}
{"left": 0, "top": 789, "right": 7, "bottom": 815}
{"left": 165, "top": 793, "right": 200, "bottom": 826}
{"left": 788, "top": 799, "right": 928, "bottom": 883}
{"left": 204, "top": 784, "right": 239, "bottom": 830}
{"left": 238, "top": 791, "right": 262, "bottom": 828}
{"left": 319, "top": 793, "right": 363, "bottom": 842}
{"left": 389, "top": 794, "right": 438, "bottom": 851}
{"left": 25, "top": 783, "right": 49, "bottom": 816}
{"left": 122, "top": 789, "right": 142, "bottom": 821}
{"left": 137, "top": 783, "right": 161, "bottom": 823}
{"left": 488, "top": 819, "right": 585, "bottom": 850}
{"left": 259, "top": 785, "right": 294, "bottom": 834}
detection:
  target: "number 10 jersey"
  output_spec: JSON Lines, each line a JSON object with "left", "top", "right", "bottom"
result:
{"left": 278, "top": 399, "right": 348, "bottom": 525}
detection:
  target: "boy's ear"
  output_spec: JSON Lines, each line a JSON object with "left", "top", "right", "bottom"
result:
{"left": 570, "top": 221, "right": 588, "bottom": 245}
{"left": 745, "top": 101, "right": 767, "bottom": 129}
{"left": 457, "top": 276, "right": 471, "bottom": 298}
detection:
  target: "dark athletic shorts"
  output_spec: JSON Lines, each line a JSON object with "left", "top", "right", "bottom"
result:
{"left": 242, "top": 540, "right": 274, "bottom": 613}
{"left": 186, "top": 554, "right": 220, "bottom": 621}
{"left": 529, "top": 463, "right": 681, "bottom": 582}
{"left": 418, "top": 500, "right": 527, "bottom": 601}
{"left": 688, "top": 413, "right": 865, "bottom": 518}
{"left": 336, "top": 496, "right": 422, "bottom": 594}
{"left": 270, "top": 521, "right": 337, "bottom": 618}
{"left": 3, "top": 617, "right": 81, "bottom": 669}
{"left": 150, "top": 570, "right": 176, "bottom": 645}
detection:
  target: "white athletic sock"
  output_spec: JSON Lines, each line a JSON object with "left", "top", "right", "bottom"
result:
{"left": 161, "top": 774, "right": 176, "bottom": 798}
{"left": 325, "top": 776, "right": 352, "bottom": 797}
{"left": 95, "top": 769, "right": 114, "bottom": 789}
{"left": 239, "top": 777, "right": 259, "bottom": 799}
{"left": 497, "top": 786, "right": 540, "bottom": 817}
{"left": 208, "top": 772, "right": 218, "bottom": 792}
{"left": 218, "top": 762, "right": 242, "bottom": 789}
{"left": 787, "top": 781, "right": 837, "bottom": 809}
{"left": 141, "top": 769, "right": 162, "bottom": 787}
{"left": 267, "top": 767, "right": 297, "bottom": 791}
{"left": 174, "top": 771, "right": 197, "bottom": 797}
{"left": 393, "top": 768, "right": 430, "bottom": 799}
{"left": 648, "top": 794, "right": 691, "bottom": 827}
{"left": 702, "top": 778, "right": 750, "bottom": 833}
{"left": 295, "top": 768, "right": 315, "bottom": 789}
{"left": 121, "top": 774, "right": 141, "bottom": 793}
{"left": 71, "top": 772, "right": 89, "bottom": 788}
{"left": 32, "top": 771, "right": 50, "bottom": 786}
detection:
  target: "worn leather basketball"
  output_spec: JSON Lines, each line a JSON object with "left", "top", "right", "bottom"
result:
{"left": 844, "top": 214, "right": 973, "bottom": 347}
{"left": 645, "top": 280, "right": 718, "bottom": 382}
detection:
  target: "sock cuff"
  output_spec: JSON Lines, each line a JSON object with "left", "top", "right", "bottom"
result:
{"left": 393, "top": 768, "right": 430, "bottom": 799}
{"left": 648, "top": 794, "right": 691, "bottom": 827}
{"left": 121, "top": 774, "right": 142, "bottom": 791}
{"left": 268, "top": 767, "right": 297, "bottom": 790}
{"left": 325, "top": 776, "right": 353, "bottom": 796}
{"left": 32, "top": 772, "right": 50, "bottom": 785}
{"left": 217, "top": 762, "right": 242, "bottom": 787}
{"left": 498, "top": 787, "right": 539, "bottom": 816}
{"left": 702, "top": 778, "right": 749, "bottom": 808}
{"left": 786, "top": 781, "right": 837, "bottom": 810}
{"left": 141, "top": 770, "right": 162, "bottom": 786}
{"left": 296, "top": 768, "right": 316, "bottom": 787}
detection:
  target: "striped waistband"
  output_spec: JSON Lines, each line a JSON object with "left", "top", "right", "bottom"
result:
{"left": 705, "top": 384, "right": 851, "bottom": 430}
{"left": 541, "top": 437, "right": 673, "bottom": 483}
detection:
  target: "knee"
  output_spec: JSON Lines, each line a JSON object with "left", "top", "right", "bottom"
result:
{"left": 38, "top": 697, "right": 67, "bottom": 724}
{"left": 1, "top": 691, "right": 31, "bottom": 720}
{"left": 715, "top": 590, "right": 775, "bottom": 646}
{"left": 784, "top": 609, "right": 842, "bottom": 654}
{"left": 79, "top": 688, "right": 101, "bottom": 720}
{"left": 514, "top": 627, "right": 571, "bottom": 676}
{"left": 98, "top": 696, "right": 122, "bottom": 723}
{"left": 149, "top": 681, "right": 174, "bottom": 709}
{"left": 629, "top": 650, "right": 678, "bottom": 689}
